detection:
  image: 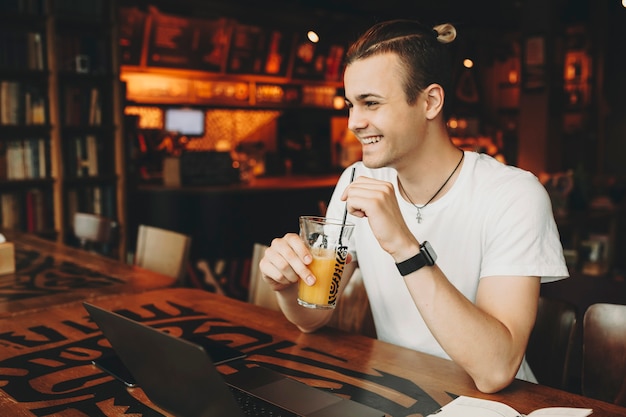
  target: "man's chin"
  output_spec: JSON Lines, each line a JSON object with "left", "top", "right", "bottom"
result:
{"left": 361, "top": 160, "right": 386, "bottom": 169}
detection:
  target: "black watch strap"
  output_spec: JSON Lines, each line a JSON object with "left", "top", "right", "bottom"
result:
{"left": 395, "top": 241, "right": 436, "bottom": 276}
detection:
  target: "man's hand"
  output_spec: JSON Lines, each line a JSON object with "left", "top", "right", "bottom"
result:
{"left": 342, "top": 176, "right": 419, "bottom": 262}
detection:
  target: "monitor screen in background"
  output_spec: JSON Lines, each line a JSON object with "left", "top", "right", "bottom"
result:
{"left": 164, "top": 108, "right": 205, "bottom": 136}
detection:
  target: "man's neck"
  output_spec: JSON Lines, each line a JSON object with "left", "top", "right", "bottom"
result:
{"left": 396, "top": 144, "right": 464, "bottom": 205}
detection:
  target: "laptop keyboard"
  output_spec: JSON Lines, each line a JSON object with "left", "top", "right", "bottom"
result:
{"left": 228, "top": 385, "right": 300, "bottom": 417}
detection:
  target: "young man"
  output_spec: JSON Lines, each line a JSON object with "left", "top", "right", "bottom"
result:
{"left": 259, "top": 20, "right": 568, "bottom": 393}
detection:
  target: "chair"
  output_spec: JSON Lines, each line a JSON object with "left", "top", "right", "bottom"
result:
{"left": 73, "top": 212, "right": 117, "bottom": 256}
{"left": 248, "top": 243, "right": 280, "bottom": 311}
{"left": 134, "top": 225, "right": 191, "bottom": 285}
{"left": 526, "top": 296, "right": 578, "bottom": 390}
{"left": 582, "top": 303, "right": 626, "bottom": 406}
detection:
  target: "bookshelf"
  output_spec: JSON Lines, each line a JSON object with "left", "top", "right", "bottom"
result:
{"left": 0, "top": 3, "right": 54, "bottom": 236}
{"left": 0, "top": 0, "right": 126, "bottom": 259}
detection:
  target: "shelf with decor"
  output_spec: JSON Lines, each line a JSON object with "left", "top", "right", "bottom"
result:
{"left": 118, "top": 4, "right": 346, "bottom": 110}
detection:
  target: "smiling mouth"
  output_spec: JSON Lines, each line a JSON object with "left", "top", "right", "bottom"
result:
{"left": 361, "top": 136, "right": 382, "bottom": 145}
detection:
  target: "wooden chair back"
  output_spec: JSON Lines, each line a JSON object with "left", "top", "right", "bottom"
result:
{"left": 73, "top": 212, "right": 116, "bottom": 255}
{"left": 526, "top": 296, "right": 578, "bottom": 390}
{"left": 582, "top": 303, "right": 626, "bottom": 406}
{"left": 247, "top": 243, "right": 280, "bottom": 311}
{"left": 135, "top": 225, "right": 191, "bottom": 285}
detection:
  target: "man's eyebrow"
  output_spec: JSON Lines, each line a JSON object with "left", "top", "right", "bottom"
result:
{"left": 353, "top": 93, "right": 383, "bottom": 101}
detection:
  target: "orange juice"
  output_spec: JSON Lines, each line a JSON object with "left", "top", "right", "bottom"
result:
{"left": 298, "top": 247, "right": 347, "bottom": 309}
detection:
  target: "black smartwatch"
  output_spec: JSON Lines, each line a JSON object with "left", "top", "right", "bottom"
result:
{"left": 395, "top": 241, "right": 437, "bottom": 276}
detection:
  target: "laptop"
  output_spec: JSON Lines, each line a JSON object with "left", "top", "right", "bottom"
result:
{"left": 83, "top": 302, "right": 386, "bottom": 417}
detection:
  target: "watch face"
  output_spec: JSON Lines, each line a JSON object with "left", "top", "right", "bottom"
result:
{"left": 422, "top": 241, "right": 437, "bottom": 265}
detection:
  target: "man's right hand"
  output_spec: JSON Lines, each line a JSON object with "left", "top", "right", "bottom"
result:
{"left": 259, "top": 233, "right": 315, "bottom": 291}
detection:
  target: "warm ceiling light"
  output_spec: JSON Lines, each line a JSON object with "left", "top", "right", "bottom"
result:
{"left": 333, "top": 95, "right": 345, "bottom": 110}
{"left": 307, "top": 30, "right": 320, "bottom": 43}
{"left": 623, "top": 0, "right": 626, "bottom": 8}
{"left": 463, "top": 58, "right": 474, "bottom": 69}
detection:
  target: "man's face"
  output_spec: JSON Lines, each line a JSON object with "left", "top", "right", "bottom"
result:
{"left": 344, "top": 53, "right": 426, "bottom": 170}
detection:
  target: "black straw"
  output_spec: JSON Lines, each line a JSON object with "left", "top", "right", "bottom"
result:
{"left": 339, "top": 167, "right": 356, "bottom": 246}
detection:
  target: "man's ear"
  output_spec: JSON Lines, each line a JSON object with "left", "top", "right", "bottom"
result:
{"left": 424, "top": 84, "right": 444, "bottom": 120}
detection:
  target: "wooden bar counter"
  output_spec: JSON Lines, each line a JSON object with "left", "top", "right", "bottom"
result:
{"left": 0, "top": 287, "right": 624, "bottom": 416}
{"left": 130, "top": 174, "right": 340, "bottom": 261}
{"left": 0, "top": 231, "right": 176, "bottom": 317}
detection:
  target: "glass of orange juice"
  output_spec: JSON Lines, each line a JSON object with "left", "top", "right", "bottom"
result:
{"left": 297, "top": 216, "right": 355, "bottom": 309}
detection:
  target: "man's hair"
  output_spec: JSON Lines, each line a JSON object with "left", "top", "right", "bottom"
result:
{"left": 345, "top": 20, "right": 457, "bottom": 105}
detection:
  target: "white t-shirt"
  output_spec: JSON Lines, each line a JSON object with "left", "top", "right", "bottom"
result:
{"left": 325, "top": 151, "right": 569, "bottom": 382}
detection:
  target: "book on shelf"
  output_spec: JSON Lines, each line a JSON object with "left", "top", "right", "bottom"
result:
{"left": 92, "top": 185, "right": 102, "bottom": 215}
{"left": 0, "top": 142, "right": 6, "bottom": 180}
{"left": 66, "top": 185, "right": 110, "bottom": 218}
{"left": 74, "top": 136, "right": 86, "bottom": 176}
{"left": 27, "top": 138, "right": 46, "bottom": 178}
{"left": 0, "top": 81, "right": 46, "bottom": 125}
{"left": 0, "top": 191, "right": 42, "bottom": 231}
{"left": 64, "top": 86, "right": 82, "bottom": 126}
{"left": 0, "top": 81, "right": 20, "bottom": 124}
{"left": 85, "top": 134, "right": 98, "bottom": 175}
{"left": 0, "top": 31, "right": 44, "bottom": 71}
{"left": 427, "top": 395, "right": 593, "bottom": 417}
{"left": 24, "top": 92, "right": 46, "bottom": 124}
{"left": 26, "top": 32, "right": 44, "bottom": 71}
{"left": 28, "top": 139, "right": 45, "bottom": 179}
{"left": 72, "top": 136, "right": 89, "bottom": 177}
{"left": 25, "top": 188, "right": 46, "bottom": 233}
{"left": 24, "top": 91, "right": 31, "bottom": 124}
{"left": 22, "top": 139, "right": 33, "bottom": 178}
{"left": 71, "top": 134, "right": 99, "bottom": 177}
{"left": 38, "top": 138, "right": 46, "bottom": 177}
{"left": 64, "top": 86, "right": 101, "bottom": 126}
{"left": 1, "top": 193, "right": 20, "bottom": 230}
{"left": 25, "top": 190, "right": 35, "bottom": 231}
{"left": 7, "top": 140, "right": 25, "bottom": 179}
{"left": 88, "top": 87, "right": 101, "bottom": 125}
{"left": 5, "top": 138, "right": 46, "bottom": 179}
{"left": 31, "top": 96, "right": 46, "bottom": 124}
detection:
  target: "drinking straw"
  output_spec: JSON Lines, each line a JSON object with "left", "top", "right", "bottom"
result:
{"left": 339, "top": 166, "right": 356, "bottom": 246}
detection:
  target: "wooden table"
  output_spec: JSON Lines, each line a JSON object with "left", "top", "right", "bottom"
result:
{"left": 0, "top": 231, "right": 176, "bottom": 317}
{"left": 0, "top": 287, "right": 624, "bottom": 417}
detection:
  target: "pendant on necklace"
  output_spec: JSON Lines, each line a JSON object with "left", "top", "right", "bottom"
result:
{"left": 400, "top": 149, "right": 465, "bottom": 226}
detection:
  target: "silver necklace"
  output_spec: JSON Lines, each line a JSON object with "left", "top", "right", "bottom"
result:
{"left": 398, "top": 150, "right": 464, "bottom": 223}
